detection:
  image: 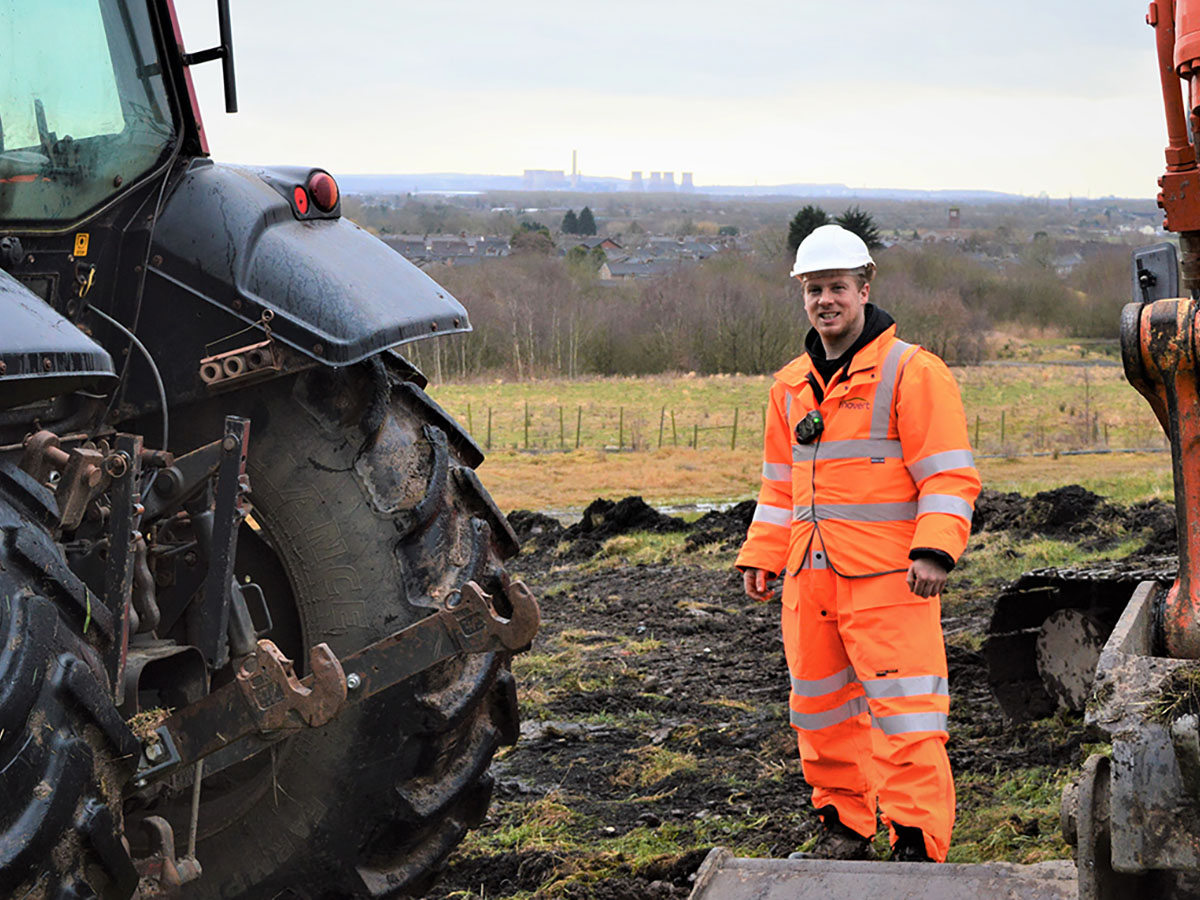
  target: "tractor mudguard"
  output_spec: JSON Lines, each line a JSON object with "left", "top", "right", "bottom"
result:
{"left": 142, "top": 160, "right": 468, "bottom": 385}
{"left": 0, "top": 269, "right": 116, "bottom": 409}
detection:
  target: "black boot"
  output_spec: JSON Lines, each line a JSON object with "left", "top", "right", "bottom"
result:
{"left": 788, "top": 806, "right": 877, "bottom": 860}
{"left": 889, "top": 823, "right": 932, "bottom": 862}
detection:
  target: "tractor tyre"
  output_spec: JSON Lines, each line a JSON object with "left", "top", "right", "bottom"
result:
{"left": 163, "top": 364, "right": 527, "bottom": 899}
{"left": 0, "top": 464, "right": 141, "bottom": 899}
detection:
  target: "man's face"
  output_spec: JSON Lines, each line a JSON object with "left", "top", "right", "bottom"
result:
{"left": 801, "top": 270, "right": 869, "bottom": 351}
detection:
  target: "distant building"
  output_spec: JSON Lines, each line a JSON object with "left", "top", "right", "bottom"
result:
{"left": 573, "top": 237, "right": 624, "bottom": 253}
{"left": 680, "top": 172, "right": 694, "bottom": 193}
{"left": 523, "top": 169, "right": 567, "bottom": 190}
{"left": 649, "top": 171, "right": 663, "bottom": 191}
{"left": 599, "top": 259, "right": 678, "bottom": 280}
{"left": 663, "top": 171, "right": 676, "bottom": 191}
{"left": 631, "top": 170, "right": 644, "bottom": 191}
{"left": 948, "top": 207, "right": 961, "bottom": 228}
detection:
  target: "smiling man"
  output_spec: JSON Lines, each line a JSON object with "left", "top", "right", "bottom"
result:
{"left": 737, "top": 224, "right": 980, "bottom": 863}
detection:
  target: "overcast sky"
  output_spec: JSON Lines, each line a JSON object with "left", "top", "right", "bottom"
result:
{"left": 176, "top": 1, "right": 1168, "bottom": 198}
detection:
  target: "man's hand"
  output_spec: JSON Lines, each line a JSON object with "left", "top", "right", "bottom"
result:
{"left": 743, "top": 567, "right": 775, "bottom": 602}
{"left": 906, "top": 557, "right": 948, "bottom": 598}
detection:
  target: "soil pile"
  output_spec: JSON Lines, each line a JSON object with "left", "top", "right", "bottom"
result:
{"left": 682, "top": 500, "right": 756, "bottom": 553}
{"left": 974, "top": 486, "right": 1175, "bottom": 555}
{"left": 507, "top": 509, "right": 566, "bottom": 553}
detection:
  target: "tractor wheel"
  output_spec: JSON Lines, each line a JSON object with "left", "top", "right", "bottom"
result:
{"left": 162, "top": 363, "right": 527, "bottom": 899}
{"left": 0, "top": 464, "right": 141, "bottom": 899}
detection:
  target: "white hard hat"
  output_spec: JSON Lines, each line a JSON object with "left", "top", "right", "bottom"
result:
{"left": 790, "top": 224, "right": 874, "bottom": 278}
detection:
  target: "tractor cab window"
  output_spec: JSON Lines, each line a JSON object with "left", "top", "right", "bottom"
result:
{"left": 0, "top": 0, "right": 175, "bottom": 224}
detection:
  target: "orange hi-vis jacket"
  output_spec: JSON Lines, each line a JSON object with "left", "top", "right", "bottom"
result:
{"left": 736, "top": 325, "right": 980, "bottom": 579}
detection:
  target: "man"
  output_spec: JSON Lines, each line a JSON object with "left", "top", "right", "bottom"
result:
{"left": 736, "top": 224, "right": 980, "bottom": 863}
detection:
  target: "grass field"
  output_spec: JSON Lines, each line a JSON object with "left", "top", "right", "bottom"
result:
{"left": 426, "top": 367, "right": 1173, "bottom": 513}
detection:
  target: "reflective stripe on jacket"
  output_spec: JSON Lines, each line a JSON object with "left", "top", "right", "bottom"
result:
{"left": 736, "top": 325, "right": 981, "bottom": 577}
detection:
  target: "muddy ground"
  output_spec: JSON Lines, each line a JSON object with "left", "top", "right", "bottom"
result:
{"left": 426, "top": 488, "right": 1175, "bottom": 900}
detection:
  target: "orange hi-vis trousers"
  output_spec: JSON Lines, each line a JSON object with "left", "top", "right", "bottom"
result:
{"left": 782, "top": 565, "right": 954, "bottom": 862}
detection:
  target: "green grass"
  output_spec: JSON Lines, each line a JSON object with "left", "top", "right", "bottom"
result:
{"left": 427, "top": 365, "right": 1164, "bottom": 458}
{"left": 956, "top": 531, "right": 1147, "bottom": 588}
{"left": 949, "top": 766, "right": 1074, "bottom": 864}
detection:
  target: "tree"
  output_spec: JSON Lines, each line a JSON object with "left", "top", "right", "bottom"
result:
{"left": 561, "top": 209, "right": 579, "bottom": 235}
{"left": 577, "top": 206, "right": 597, "bottom": 236}
{"left": 511, "top": 224, "right": 554, "bottom": 255}
{"left": 834, "top": 206, "right": 882, "bottom": 249}
{"left": 787, "top": 205, "right": 830, "bottom": 253}
{"left": 566, "top": 245, "right": 608, "bottom": 271}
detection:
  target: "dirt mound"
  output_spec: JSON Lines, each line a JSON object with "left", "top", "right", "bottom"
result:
{"left": 566, "top": 497, "right": 689, "bottom": 541}
{"left": 510, "top": 497, "right": 690, "bottom": 560}
{"left": 684, "top": 500, "right": 756, "bottom": 552}
{"left": 1022, "top": 484, "right": 1106, "bottom": 534}
{"left": 507, "top": 509, "right": 565, "bottom": 551}
{"left": 974, "top": 486, "right": 1177, "bottom": 556}
{"left": 1125, "top": 498, "right": 1177, "bottom": 555}
{"left": 971, "top": 488, "right": 1027, "bottom": 534}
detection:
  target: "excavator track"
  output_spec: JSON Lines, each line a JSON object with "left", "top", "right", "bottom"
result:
{"left": 984, "top": 559, "right": 1175, "bottom": 720}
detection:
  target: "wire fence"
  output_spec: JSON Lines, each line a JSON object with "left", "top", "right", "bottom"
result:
{"left": 457, "top": 401, "right": 1170, "bottom": 457}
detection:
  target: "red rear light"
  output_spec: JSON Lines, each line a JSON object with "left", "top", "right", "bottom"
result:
{"left": 309, "top": 172, "right": 339, "bottom": 212}
{"left": 293, "top": 185, "right": 309, "bottom": 214}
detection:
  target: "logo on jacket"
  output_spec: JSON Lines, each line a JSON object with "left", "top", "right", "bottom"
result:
{"left": 839, "top": 396, "right": 871, "bottom": 411}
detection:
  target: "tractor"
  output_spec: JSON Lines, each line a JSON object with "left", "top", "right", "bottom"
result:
{"left": 0, "top": 1, "right": 538, "bottom": 897}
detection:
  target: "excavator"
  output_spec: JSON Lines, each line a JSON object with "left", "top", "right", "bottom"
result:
{"left": 690, "top": 2, "right": 1200, "bottom": 897}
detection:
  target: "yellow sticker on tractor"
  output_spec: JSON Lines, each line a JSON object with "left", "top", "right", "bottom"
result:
{"left": 74, "top": 233, "right": 89, "bottom": 257}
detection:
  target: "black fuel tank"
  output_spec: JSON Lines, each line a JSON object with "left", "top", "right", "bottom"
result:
{"left": 0, "top": 270, "right": 117, "bottom": 409}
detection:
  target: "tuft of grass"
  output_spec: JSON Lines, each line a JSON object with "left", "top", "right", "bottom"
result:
{"left": 956, "top": 531, "right": 1146, "bottom": 588}
{"left": 622, "top": 635, "right": 663, "bottom": 654}
{"left": 704, "top": 697, "right": 756, "bottom": 713}
{"left": 558, "top": 628, "right": 617, "bottom": 646}
{"left": 466, "top": 790, "right": 580, "bottom": 854}
{"left": 1152, "top": 664, "right": 1200, "bottom": 723}
{"left": 613, "top": 746, "right": 700, "bottom": 789}
{"left": 590, "top": 532, "right": 689, "bottom": 567}
{"left": 950, "top": 766, "right": 1073, "bottom": 864}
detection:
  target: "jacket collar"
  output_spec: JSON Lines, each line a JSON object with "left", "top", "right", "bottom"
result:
{"left": 774, "top": 323, "right": 898, "bottom": 388}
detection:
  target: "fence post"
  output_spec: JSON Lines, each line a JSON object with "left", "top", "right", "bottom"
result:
{"left": 619, "top": 406, "right": 624, "bottom": 450}
{"left": 524, "top": 401, "right": 529, "bottom": 450}
{"left": 974, "top": 414, "right": 980, "bottom": 448}
{"left": 731, "top": 408, "right": 739, "bottom": 450}
{"left": 559, "top": 406, "right": 565, "bottom": 449}
{"left": 671, "top": 410, "right": 677, "bottom": 447}
{"left": 576, "top": 406, "right": 582, "bottom": 449}
{"left": 1000, "top": 410, "right": 1006, "bottom": 447}
{"left": 692, "top": 423, "right": 699, "bottom": 449}
{"left": 658, "top": 406, "right": 665, "bottom": 449}
{"left": 762, "top": 404, "right": 767, "bottom": 438}
{"left": 487, "top": 407, "right": 493, "bottom": 451}
{"left": 1104, "top": 421, "right": 1110, "bottom": 446}
{"left": 467, "top": 402, "right": 473, "bottom": 435}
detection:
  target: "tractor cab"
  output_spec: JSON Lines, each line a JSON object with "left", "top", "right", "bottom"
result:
{"left": 0, "top": 1, "right": 179, "bottom": 226}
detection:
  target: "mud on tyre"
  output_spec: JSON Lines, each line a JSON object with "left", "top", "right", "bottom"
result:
{"left": 0, "top": 464, "right": 141, "bottom": 899}
{"left": 157, "top": 363, "right": 525, "bottom": 898}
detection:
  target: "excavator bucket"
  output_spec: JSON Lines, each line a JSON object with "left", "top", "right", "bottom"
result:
{"left": 687, "top": 849, "right": 1078, "bottom": 900}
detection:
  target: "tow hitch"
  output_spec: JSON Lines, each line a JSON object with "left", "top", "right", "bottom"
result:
{"left": 132, "top": 579, "right": 540, "bottom": 787}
